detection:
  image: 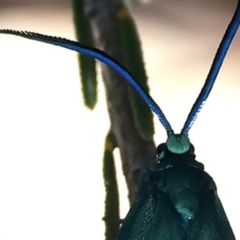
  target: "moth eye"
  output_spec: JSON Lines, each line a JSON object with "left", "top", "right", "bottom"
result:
{"left": 156, "top": 143, "right": 166, "bottom": 161}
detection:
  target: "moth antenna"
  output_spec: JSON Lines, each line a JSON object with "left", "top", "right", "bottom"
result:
{"left": 0, "top": 29, "right": 173, "bottom": 134}
{"left": 181, "top": 1, "right": 240, "bottom": 135}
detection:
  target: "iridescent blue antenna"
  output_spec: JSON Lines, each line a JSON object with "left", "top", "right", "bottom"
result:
{"left": 181, "top": 1, "right": 240, "bottom": 135}
{"left": 0, "top": 1, "right": 239, "bottom": 154}
{"left": 0, "top": 29, "right": 173, "bottom": 134}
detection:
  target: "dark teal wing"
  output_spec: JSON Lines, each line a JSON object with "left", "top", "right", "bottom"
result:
{"left": 116, "top": 174, "right": 155, "bottom": 240}
{"left": 187, "top": 190, "right": 235, "bottom": 239}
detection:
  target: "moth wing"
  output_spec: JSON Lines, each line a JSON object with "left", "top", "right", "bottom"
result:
{"left": 148, "top": 192, "right": 186, "bottom": 239}
{"left": 187, "top": 188, "right": 235, "bottom": 239}
{"left": 117, "top": 171, "right": 186, "bottom": 240}
{"left": 116, "top": 177, "right": 155, "bottom": 240}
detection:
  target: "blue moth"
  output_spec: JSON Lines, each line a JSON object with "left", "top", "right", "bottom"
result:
{"left": 0, "top": 1, "right": 239, "bottom": 239}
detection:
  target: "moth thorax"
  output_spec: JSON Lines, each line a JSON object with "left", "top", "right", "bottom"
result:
{"left": 166, "top": 134, "right": 190, "bottom": 154}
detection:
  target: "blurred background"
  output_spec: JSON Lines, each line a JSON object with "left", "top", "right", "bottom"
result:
{"left": 0, "top": 0, "right": 239, "bottom": 239}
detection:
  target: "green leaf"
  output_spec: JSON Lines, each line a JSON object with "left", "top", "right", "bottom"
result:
{"left": 102, "top": 133, "right": 120, "bottom": 240}
{"left": 116, "top": 4, "right": 154, "bottom": 141}
{"left": 72, "top": 0, "right": 97, "bottom": 109}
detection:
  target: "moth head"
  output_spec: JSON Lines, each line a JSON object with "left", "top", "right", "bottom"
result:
{"left": 157, "top": 138, "right": 195, "bottom": 162}
{"left": 166, "top": 133, "right": 190, "bottom": 154}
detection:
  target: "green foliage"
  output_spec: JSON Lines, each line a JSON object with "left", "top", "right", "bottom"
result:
{"left": 102, "top": 133, "right": 120, "bottom": 240}
{"left": 72, "top": 1, "right": 155, "bottom": 239}
{"left": 116, "top": 4, "right": 154, "bottom": 141}
{"left": 73, "top": 0, "right": 97, "bottom": 109}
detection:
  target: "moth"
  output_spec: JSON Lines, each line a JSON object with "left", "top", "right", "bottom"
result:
{"left": 0, "top": 1, "right": 239, "bottom": 239}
